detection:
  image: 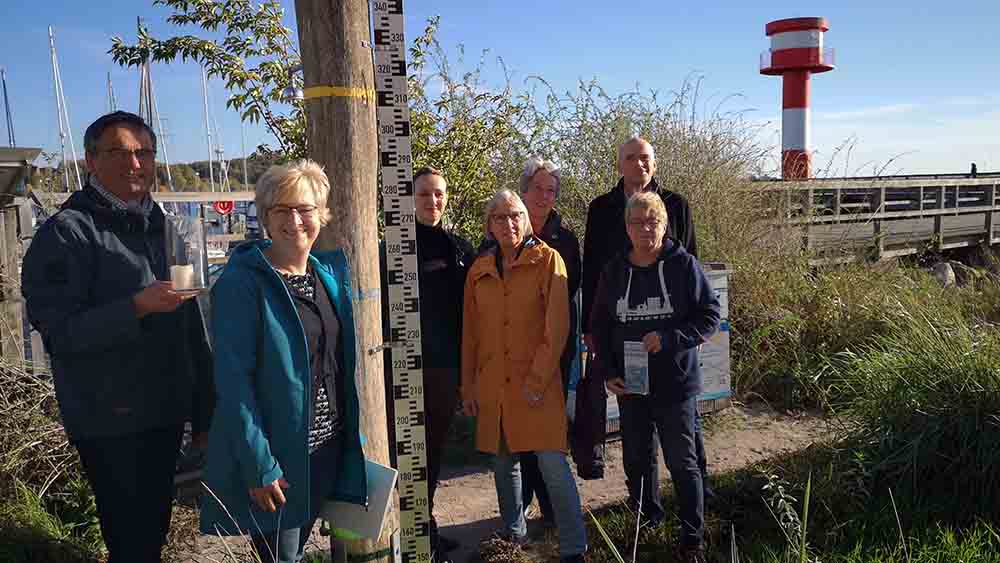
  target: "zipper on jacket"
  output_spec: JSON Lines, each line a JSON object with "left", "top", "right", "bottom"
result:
{"left": 265, "top": 261, "right": 315, "bottom": 503}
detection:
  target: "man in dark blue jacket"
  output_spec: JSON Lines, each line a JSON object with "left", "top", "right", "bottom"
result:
{"left": 21, "top": 111, "right": 214, "bottom": 563}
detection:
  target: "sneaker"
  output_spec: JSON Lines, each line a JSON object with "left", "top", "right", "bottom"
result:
{"left": 560, "top": 554, "right": 586, "bottom": 563}
{"left": 494, "top": 531, "right": 530, "bottom": 546}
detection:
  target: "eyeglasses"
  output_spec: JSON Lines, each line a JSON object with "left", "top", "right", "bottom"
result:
{"left": 102, "top": 148, "right": 157, "bottom": 161}
{"left": 627, "top": 218, "right": 663, "bottom": 229}
{"left": 270, "top": 205, "right": 320, "bottom": 221}
{"left": 490, "top": 212, "right": 524, "bottom": 224}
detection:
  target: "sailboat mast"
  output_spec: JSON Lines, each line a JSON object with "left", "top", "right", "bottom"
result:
{"left": 136, "top": 18, "right": 174, "bottom": 192}
{"left": 201, "top": 65, "right": 215, "bottom": 192}
{"left": 241, "top": 119, "right": 249, "bottom": 187}
{"left": 2, "top": 68, "right": 14, "bottom": 147}
{"left": 49, "top": 27, "right": 70, "bottom": 190}
{"left": 49, "top": 27, "right": 83, "bottom": 191}
{"left": 206, "top": 85, "right": 229, "bottom": 192}
{"left": 107, "top": 72, "right": 117, "bottom": 113}
{"left": 147, "top": 73, "right": 174, "bottom": 191}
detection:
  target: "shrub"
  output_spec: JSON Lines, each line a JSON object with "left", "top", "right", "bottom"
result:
{"left": 828, "top": 302, "right": 1000, "bottom": 523}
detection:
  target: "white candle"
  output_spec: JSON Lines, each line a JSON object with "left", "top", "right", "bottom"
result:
{"left": 170, "top": 264, "right": 196, "bottom": 290}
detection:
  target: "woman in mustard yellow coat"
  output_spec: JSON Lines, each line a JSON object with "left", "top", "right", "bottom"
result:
{"left": 461, "top": 189, "right": 587, "bottom": 562}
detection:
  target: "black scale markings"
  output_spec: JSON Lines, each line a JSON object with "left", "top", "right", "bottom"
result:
{"left": 373, "top": 0, "right": 433, "bottom": 561}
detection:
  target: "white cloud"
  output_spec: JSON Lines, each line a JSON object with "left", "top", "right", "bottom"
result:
{"left": 814, "top": 103, "right": 921, "bottom": 122}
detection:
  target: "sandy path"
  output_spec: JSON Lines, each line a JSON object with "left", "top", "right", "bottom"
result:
{"left": 434, "top": 403, "right": 831, "bottom": 562}
{"left": 171, "top": 403, "right": 832, "bottom": 562}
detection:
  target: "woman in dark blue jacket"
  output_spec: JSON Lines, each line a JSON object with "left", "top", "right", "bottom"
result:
{"left": 589, "top": 192, "right": 720, "bottom": 563}
{"left": 200, "top": 161, "right": 367, "bottom": 563}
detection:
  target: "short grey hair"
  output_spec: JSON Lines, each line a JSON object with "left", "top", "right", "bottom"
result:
{"left": 483, "top": 189, "right": 534, "bottom": 241}
{"left": 255, "top": 159, "right": 332, "bottom": 233}
{"left": 617, "top": 135, "right": 656, "bottom": 163}
{"left": 518, "top": 156, "right": 561, "bottom": 196}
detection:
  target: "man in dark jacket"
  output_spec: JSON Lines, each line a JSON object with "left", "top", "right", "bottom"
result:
{"left": 21, "top": 111, "right": 214, "bottom": 563}
{"left": 516, "top": 156, "right": 585, "bottom": 526}
{"left": 581, "top": 136, "right": 713, "bottom": 500}
{"left": 382, "top": 167, "right": 474, "bottom": 560}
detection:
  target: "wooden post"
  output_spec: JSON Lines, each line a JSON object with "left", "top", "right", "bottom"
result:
{"left": 935, "top": 186, "right": 945, "bottom": 250}
{"left": 801, "top": 183, "right": 814, "bottom": 252}
{"left": 0, "top": 204, "right": 24, "bottom": 367}
{"left": 872, "top": 186, "right": 885, "bottom": 260}
{"left": 985, "top": 184, "right": 997, "bottom": 245}
{"left": 293, "top": 1, "right": 396, "bottom": 561}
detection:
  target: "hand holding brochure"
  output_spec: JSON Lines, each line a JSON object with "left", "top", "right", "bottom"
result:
{"left": 320, "top": 460, "right": 398, "bottom": 540}
{"left": 624, "top": 341, "right": 650, "bottom": 395}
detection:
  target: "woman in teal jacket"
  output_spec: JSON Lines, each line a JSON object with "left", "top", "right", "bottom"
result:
{"left": 200, "top": 161, "right": 367, "bottom": 563}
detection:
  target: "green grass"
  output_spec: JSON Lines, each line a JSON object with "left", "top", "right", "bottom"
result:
{"left": 0, "top": 478, "right": 103, "bottom": 563}
{"left": 729, "top": 260, "right": 983, "bottom": 409}
{"left": 571, "top": 275, "right": 1000, "bottom": 563}
{"left": 573, "top": 439, "right": 1000, "bottom": 563}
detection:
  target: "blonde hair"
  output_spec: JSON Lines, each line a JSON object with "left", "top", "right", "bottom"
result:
{"left": 624, "top": 191, "right": 668, "bottom": 226}
{"left": 255, "top": 160, "right": 333, "bottom": 232}
{"left": 483, "top": 189, "right": 534, "bottom": 241}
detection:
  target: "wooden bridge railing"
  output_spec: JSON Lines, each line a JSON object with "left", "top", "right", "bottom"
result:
{"left": 757, "top": 175, "right": 1000, "bottom": 259}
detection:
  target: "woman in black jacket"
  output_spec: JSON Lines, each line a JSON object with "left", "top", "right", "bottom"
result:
{"left": 380, "top": 167, "right": 474, "bottom": 561}
{"left": 517, "top": 156, "right": 584, "bottom": 526}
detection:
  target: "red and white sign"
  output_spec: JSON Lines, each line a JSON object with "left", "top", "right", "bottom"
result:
{"left": 213, "top": 201, "right": 234, "bottom": 215}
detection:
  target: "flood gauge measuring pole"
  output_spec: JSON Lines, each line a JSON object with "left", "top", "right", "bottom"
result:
{"left": 373, "top": 0, "right": 433, "bottom": 561}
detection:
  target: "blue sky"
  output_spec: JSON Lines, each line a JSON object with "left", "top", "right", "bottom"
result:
{"left": 2, "top": 0, "right": 998, "bottom": 175}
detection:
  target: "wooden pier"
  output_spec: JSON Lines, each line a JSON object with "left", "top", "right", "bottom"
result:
{"left": 760, "top": 172, "right": 1000, "bottom": 260}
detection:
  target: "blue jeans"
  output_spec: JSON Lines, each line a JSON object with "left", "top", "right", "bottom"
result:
{"left": 619, "top": 395, "right": 703, "bottom": 548}
{"left": 251, "top": 437, "right": 341, "bottom": 563}
{"left": 494, "top": 436, "right": 587, "bottom": 557}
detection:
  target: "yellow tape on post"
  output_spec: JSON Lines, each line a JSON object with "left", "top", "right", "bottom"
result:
{"left": 303, "top": 85, "right": 376, "bottom": 103}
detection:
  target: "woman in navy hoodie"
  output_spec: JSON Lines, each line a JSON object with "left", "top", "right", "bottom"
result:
{"left": 589, "top": 192, "right": 720, "bottom": 562}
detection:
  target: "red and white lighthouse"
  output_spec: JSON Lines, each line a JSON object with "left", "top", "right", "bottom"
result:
{"left": 760, "top": 17, "right": 835, "bottom": 179}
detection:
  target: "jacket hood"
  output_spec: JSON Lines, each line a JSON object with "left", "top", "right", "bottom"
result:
{"left": 227, "top": 238, "right": 341, "bottom": 278}
{"left": 478, "top": 211, "right": 567, "bottom": 255}
{"left": 655, "top": 238, "right": 684, "bottom": 261}
{"left": 469, "top": 235, "right": 547, "bottom": 280}
{"left": 621, "top": 238, "right": 689, "bottom": 266}
{"left": 227, "top": 238, "right": 273, "bottom": 272}
{"left": 63, "top": 185, "right": 163, "bottom": 234}
{"left": 537, "top": 209, "right": 566, "bottom": 241}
